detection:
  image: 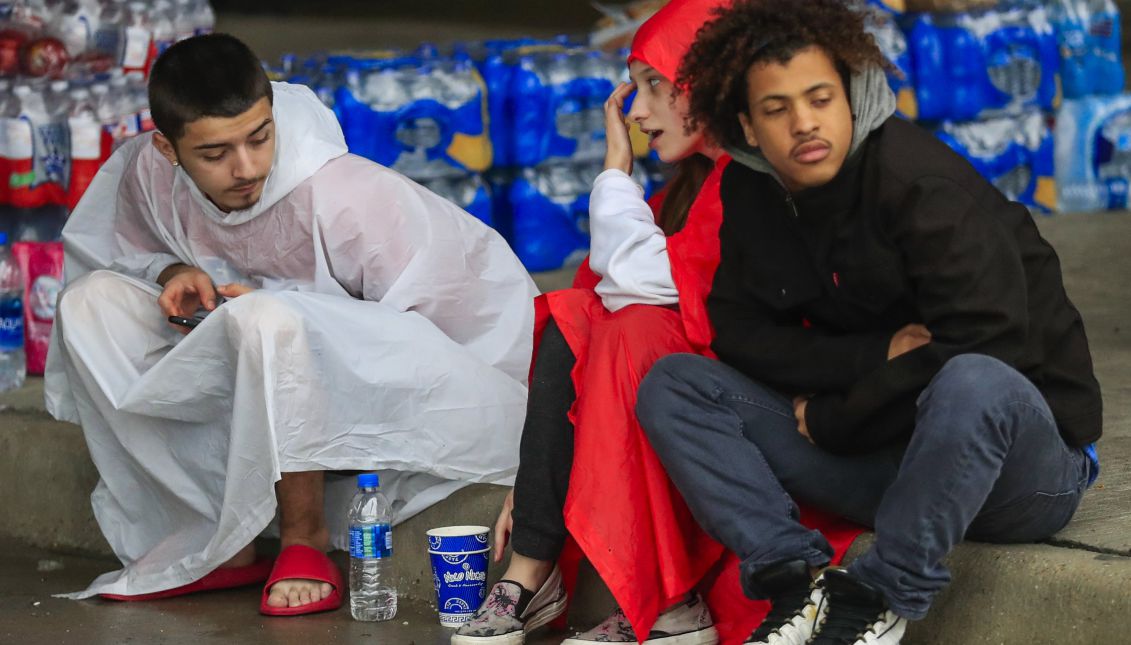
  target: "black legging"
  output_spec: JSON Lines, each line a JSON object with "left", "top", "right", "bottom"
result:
{"left": 509, "top": 318, "right": 577, "bottom": 561}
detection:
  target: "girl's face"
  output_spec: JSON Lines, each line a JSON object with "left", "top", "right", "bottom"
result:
{"left": 626, "top": 60, "right": 705, "bottom": 163}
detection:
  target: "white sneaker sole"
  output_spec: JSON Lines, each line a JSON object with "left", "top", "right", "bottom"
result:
{"left": 450, "top": 593, "right": 569, "bottom": 645}
{"left": 562, "top": 625, "right": 719, "bottom": 645}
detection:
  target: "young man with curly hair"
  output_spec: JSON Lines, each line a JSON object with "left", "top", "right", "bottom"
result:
{"left": 635, "top": 1, "right": 1102, "bottom": 643}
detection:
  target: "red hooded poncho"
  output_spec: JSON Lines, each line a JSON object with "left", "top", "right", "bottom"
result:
{"left": 530, "top": 1, "right": 864, "bottom": 642}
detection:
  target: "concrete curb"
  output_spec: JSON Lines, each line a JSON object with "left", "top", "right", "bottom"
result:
{"left": 4, "top": 405, "right": 1131, "bottom": 643}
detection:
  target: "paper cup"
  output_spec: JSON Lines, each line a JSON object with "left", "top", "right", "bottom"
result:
{"left": 427, "top": 525, "right": 490, "bottom": 627}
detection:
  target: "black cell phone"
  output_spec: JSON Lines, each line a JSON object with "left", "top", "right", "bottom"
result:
{"left": 168, "top": 314, "right": 206, "bottom": 329}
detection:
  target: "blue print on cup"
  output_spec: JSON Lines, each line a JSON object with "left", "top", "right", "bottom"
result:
{"left": 427, "top": 525, "right": 491, "bottom": 627}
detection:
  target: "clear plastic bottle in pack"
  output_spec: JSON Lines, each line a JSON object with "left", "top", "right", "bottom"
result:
{"left": 431, "top": 62, "right": 454, "bottom": 108}
{"left": 363, "top": 67, "right": 409, "bottom": 112}
{"left": 348, "top": 473, "right": 397, "bottom": 622}
{"left": 581, "top": 50, "right": 618, "bottom": 141}
{"left": 150, "top": 0, "right": 175, "bottom": 57}
{"left": 9, "top": 0, "right": 55, "bottom": 33}
{"left": 107, "top": 72, "right": 137, "bottom": 147}
{"left": 51, "top": 0, "right": 102, "bottom": 56}
{"left": 89, "top": 80, "right": 115, "bottom": 146}
{"left": 92, "top": 0, "right": 126, "bottom": 65}
{"left": 123, "top": 70, "right": 150, "bottom": 131}
{"left": 396, "top": 66, "right": 442, "bottom": 152}
{"left": 171, "top": 0, "right": 194, "bottom": 42}
{"left": 67, "top": 85, "right": 101, "bottom": 209}
{"left": 191, "top": 0, "right": 213, "bottom": 36}
{"left": 5, "top": 85, "right": 35, "bottom": 208}
{"left": 549, "top": 53, "right": 590, "bottom": 142}
{"left": 405, "top": 65, "right": 439, "bottom": 103}
{"left": 0, "top": 231, "right": 26, "bottom": 393}
{"left": 546, "top": 51, "right": 575, "bottom": 88}
{"left": 0, "top": 79, "right": 14, "bottom": 206}
{"left": 46, "top": 79, "right": 73, "bottom": 189}
{"left": 13, "top": 80, "right": 71, "bottom": 206}
{"left": 120, "top": 1, "right": 152, "bottom": 74}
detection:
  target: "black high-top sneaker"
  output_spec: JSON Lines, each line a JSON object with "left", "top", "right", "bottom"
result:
{"left": 807, "top": 569, "right": 905, "bottom": 645}
{"left": 744, "top": 560, "right": 825, "bottom": 645}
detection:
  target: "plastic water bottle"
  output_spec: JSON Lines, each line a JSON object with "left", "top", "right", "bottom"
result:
{"left": 190, "top": 0, "right": 214, "bottom": 37}
{"left": 121, "top": 1, "right": 153, "bottom": 75}
{"left": 0, "top": 79, "right": 15, "bottom": 206}
{"left": 93, "top": 0, "right": 126, "bottom": 65}
{"left": 348, "top": 473, "right": 397, "bottom": 622}
{"left": 52, "top": 0, "right": 102, "bottom": 56}
{"left": 171, "top": 0, "right": 195, "bottom": 42}
{"left": 0, "top": 232, "right": 26, "bottom": 394}
{"left": 150, "top": 0, "right": 175, "bottom": 58}
{"left": 67, "top": 86, "right": 102, "bottom": 210}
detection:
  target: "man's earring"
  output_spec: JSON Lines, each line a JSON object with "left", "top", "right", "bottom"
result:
{"left": 172, "top": 161, "right": 179, "bottom": 167}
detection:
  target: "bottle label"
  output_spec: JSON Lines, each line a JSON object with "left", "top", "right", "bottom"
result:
{"left": 123, "top": 26, "right": 151, "bottom": 69}
{"left": 4, "top": 117, "right": 32, "bottom": 159}
{"left": 139, "top": 108, "right": 155, "bottom": 133}
{"left": 32, "top": 120, "right": 71, "bottom": 188}
{"left": 349, "top": 523, "right": 392, "bottom": 559}
{"left": 0, "top": 307, "right": 24, "bottom": 351}
{"left": 69, "top": 117, "right": 102, "bottom": 160}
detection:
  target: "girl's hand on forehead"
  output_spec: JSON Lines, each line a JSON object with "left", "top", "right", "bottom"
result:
{"left": 603, "top": 81, "right": 637, "bottom": 176}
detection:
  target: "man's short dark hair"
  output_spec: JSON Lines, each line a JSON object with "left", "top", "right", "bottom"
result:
{"left": 678, "top": 0, "right": 888, "bottom": 149}
{"left": 148, "top": 33, "right": 273, "bottom": 143}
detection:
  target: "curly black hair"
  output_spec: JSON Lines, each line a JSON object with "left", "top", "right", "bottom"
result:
{"left": 677, "top": 0, "right": 887, "bottom": 150}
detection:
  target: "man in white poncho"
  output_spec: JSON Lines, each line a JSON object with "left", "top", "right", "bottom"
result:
{"left": 44, "top": 34, "right": 537, "bottom": 615}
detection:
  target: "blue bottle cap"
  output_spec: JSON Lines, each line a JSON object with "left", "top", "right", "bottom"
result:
{"left": 357, "top": 473, "right": 379, "bottom": 488}
{"left": 0, "top": 232, "right": 7, "bottom": 245}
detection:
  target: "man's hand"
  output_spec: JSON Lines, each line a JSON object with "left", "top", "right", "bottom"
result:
{"left": 793, "top": 396, "right": 813, "bottom": 444}
{"left": 603, "top": 81, "right": 637, "bottom": 176}
{"left": 157, "top": 264, "right": 217, "bottom": 324}
{"left": 888, "top": 323, "right": 932, "bottom": 360}
{"left": 217, "top": 283, "right": 255, "bottom": 299}
{"left": 493, "top": 489, "right": 515, "bottom": 563}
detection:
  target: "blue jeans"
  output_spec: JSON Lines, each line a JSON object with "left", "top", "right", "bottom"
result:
{"left": 636, "top": 353, "right": 1092, "bottom": 620}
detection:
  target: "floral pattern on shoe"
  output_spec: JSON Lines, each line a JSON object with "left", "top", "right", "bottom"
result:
{"left": 455, "top": 581, "right": 526, "bottom": 638}
{"left": 567, "top": 608, "right": 638, "bottom": 643}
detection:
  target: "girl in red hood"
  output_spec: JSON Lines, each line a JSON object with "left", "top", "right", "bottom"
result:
{"left": 454, "top": 2, "right": 861, "bottom": 644}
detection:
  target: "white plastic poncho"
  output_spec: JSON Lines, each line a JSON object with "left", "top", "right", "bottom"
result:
{"left": 44, "top": 83, "right": 538, "bottom": 598}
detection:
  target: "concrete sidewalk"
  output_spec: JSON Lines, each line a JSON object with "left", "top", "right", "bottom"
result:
{"left": 1, "top": 211, "right": 1130, "bottom": 644}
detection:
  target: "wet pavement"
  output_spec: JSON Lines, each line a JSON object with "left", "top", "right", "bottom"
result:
{"left": 0, "top": 538, "right": 566, "bottom": 645}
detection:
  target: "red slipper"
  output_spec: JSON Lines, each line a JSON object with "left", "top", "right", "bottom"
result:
{"left": 258, "top": 544, "right": 343, "bottom": 616}
{"left": 99, "top": 556, "right": 275, "bottom": 601}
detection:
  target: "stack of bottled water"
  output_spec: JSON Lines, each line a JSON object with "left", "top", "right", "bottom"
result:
{"left": 937, "top": 110, "right": 1057, "bottom": 211}
{"left": 0, "top": 0, "right": 213, "bottom": 381}
{"left": 0, "top": 69, "right": 155, "bottom": 214}
{"left": 276, "top": 38, "right": 660, "bottom": 269}
{"left": 872, "top": 0, "right": 1123, "bottom": 213}
{"left": 1055, "top": 95, "right": 1131, "bottom": 212}
{"left": 482, "top": 41, "right": 655, "bottom": 271}
{"left": 905, "top": 3, "right": 1060, "bottom": 122}
{"left": 278, "top": 48, "right": 496, "bottom": 226}
{"left": 2, "top": 0, "right": 213, "bottom": 78}
{"left": 499, "top": 46, "right": 624, "bottom": 168}
{"left": 1047, "top": 0, "right": 1123, "bottom": 99}
{"left": 858, "top": 0, "right": 918, "bottom": 120}
{"left": 1049, "top": 0, "right": 1129, "bottom": 212}
{"left": 508, "top": 160, "right": 656, "bottom": 273}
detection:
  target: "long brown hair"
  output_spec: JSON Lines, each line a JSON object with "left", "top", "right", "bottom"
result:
{"left": 657, "top": 153, "right": 715, "bottom": 235}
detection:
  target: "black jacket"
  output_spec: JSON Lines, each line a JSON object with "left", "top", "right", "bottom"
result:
{"left": 711, "top": 117, "right": 1102, "bottom": 454}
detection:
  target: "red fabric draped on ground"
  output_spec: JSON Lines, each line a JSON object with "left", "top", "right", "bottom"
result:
{"left": 530, "top": 157, "right": 864, "bottom": 644}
